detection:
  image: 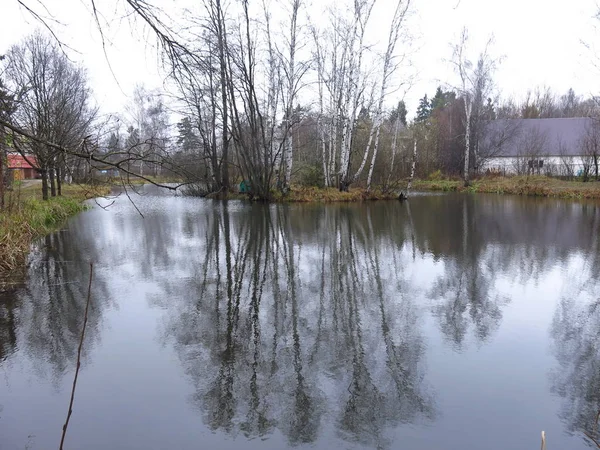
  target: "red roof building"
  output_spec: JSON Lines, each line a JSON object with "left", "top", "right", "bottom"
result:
{"left": 7, "top": 154, "right": 39, "bottom": 180}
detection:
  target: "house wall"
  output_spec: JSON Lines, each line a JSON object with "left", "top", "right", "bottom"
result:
{"left": 482, "top": 156, "right": 591, "bottom": 176}
{"left": 11, "top": 168, "right": 24, "bottom": 181}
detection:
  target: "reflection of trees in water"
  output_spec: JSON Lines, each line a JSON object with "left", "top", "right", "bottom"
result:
{"left": 426, "top": 198, "right": 508, "bottom": 348}
{"left": 417, "top": 197, "right": 600, "bottom": 349}
{"left": 551, "top": 271, "right": 600, "bottom": 447}
{"left": 163, "top": 196, "right": 600, "bottom": 445}
{"left": 0, "top": 290, "right": 18, "bottom": 363}
{"left": 165, "top": 203, "right": 435, "bottom": 447}
{"left": 12, "top": 227, "right": 110, "bottom": 382}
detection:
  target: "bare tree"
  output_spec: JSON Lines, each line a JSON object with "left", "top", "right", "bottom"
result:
{"left": 4, "top": 31, "right": 96, "bottom": 200}
{"left": 451, "top": 28, "right": 496, "bottom": 186}
{"left": 222, "top": 0, "right": 288, "bottom": 200}
{"left": 280, "top": 0, "right": 308, "bottom": 192}
{"left": 126, "top": 85, "right": 170, "bottom": 177}
{"left": 363, "top": 0, "right": 411, "bottom": 191}
{"left": 477, "top": 119, "right": 522, "bottom": 172}
{"left": 558, "top": 137, "right": 576, "bottom": 179}
{"left": 338, "top": 0, "right": 375, "bottom": 191}
{"left": 512, "top": 125, "right": 548, "bottom": 176}
{"left": 581, "top": 119, "right": 600, "bottom": 181}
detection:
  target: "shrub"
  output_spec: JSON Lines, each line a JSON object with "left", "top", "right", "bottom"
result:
{"left": 296, "top": 165, "right": 325, "bottom": 188}
{"left": 427, "top": 170, "right": 444, "bottom": 181}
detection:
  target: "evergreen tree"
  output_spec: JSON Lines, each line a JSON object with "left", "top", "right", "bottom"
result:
{"left": 389, "top": 100, "right": 407, "bottom": 126}
{"left": 415, "top": 94, "right": 431, "bottom": 122}
{"left": 176, "top": 117, "right": 199, "bottom": 154}
{"left": 430, "top": 87, "right": 456, "bottom": 111}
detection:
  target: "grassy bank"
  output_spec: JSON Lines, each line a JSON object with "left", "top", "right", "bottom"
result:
{"left": 276, "top": 186, "right": 397, "bottom": 202}
{"left": 195, "top": 185, "right": 398, "bottom": 202}
{"left": 1, "top": 183, "right": 110, "bottom": 288}
{"left": 413, "top": 176, "right": 600, "bottom": 200}
{"left": 204, "top": 187, "right": 397, "bottom": 202}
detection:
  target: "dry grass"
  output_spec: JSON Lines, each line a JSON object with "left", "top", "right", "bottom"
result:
{"left": 413, "top": 176, "right": 600, "bottom": 199}
{"left": 274, "top": 186, "right": 397, "bottom": 202}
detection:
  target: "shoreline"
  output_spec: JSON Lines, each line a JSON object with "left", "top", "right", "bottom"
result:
{"left": 204, "top": 187, "right": 400, "bottom": 203}
{"left": 0, "top": 183, "right": 111, "bottom": 290}
{"left": 413, "top": 176, "right": 600, "bottom": 200}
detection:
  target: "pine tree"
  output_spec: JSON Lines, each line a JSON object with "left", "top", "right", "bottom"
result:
{"left": 415, "top": 94, "right": 431, "bottom": 122}
{"left": 389, "top": 100, "right": 407, "bottom": 127}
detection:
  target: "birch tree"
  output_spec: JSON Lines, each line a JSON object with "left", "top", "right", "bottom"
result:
{"left": 338, "top": 0, "right": 375, "bottom": 191}
{"left": 280, "top": 0, "right": 307, "bottom": 192}
{"left": 364, "top": 0, "right": 410, "bottom": 191}
{"left": 451, "top": 28, "right": 496, "bottom": 187}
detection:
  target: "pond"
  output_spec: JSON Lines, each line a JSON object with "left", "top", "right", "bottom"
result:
{"left": 1, "top": 186, "right": 599, "bottom": 449}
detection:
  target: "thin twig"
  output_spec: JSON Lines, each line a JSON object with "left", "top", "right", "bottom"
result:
{"left": 59, "top": 263, "right": 93, "bottom": 450}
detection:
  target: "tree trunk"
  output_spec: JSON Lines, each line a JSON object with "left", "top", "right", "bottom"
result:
{"left": 283, "top": 0, "right": 299, "bottom": 191}
{"left": 321, "top": 126, "right": 328, "bottom": 187}
{"left": 407, "top": 139, "right": 417, "bottom": 193}
{"left": 366, "top": 124, "right": 383, "bottom": 190}
{"left": 463, "top": 101, "right": 471, "bottom": 187}
{"left": 56, "top": 164, "right": 62, "bottom": 196}
{"left": 384, "top": 118, "right": 400, "bottom": 192}
{"left": 0, "top": 138, "right": 4, "bottom": 210}
{"left": 50, "top": 167, "right": 56, "bottom": 197}
{"left": 41, "top": 169, "right": 49, "bottom": 200}
{"left": 217, "top": 0, "right": 230, "bottom": 192}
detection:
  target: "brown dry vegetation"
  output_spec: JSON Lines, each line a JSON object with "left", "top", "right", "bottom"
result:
{"left": 280, "top": 186, "right": 397, "bottom": 202}
{"left": 413, "top": 176, "right": 600, "bottom": 200}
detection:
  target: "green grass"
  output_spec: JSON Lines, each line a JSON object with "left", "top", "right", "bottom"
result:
{"left": 0, "top": 183, "right": 110, "bottom": 287}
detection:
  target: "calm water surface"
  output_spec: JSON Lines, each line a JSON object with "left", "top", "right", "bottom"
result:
{"left": 1, "top": 187, "right": 599, "bottom": 449}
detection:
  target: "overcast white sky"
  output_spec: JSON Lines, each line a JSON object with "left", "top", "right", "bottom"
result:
{"left": 1, "top": 0, "right": 598, "bottom": 119}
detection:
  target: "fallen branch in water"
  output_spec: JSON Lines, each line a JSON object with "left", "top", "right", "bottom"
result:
{"left": 540, "top": 431, "right": 546, "bottom": 450}
{"left": 59, "top": 263, "right": 93, "bottom": 450}
{"left": 583, "top": 410, "right": 600, "bottom": 449}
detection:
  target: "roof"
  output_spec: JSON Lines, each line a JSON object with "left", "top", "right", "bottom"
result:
{"left": 482, "top": 117, "right": 596, "bottom": 157}
{"left": 7, "top": 154, "right": 38, "bottom": 170}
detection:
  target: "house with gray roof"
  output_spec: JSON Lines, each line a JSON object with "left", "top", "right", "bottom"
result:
{"left": 479, "top": 117, "right": 599, "bottom": 176}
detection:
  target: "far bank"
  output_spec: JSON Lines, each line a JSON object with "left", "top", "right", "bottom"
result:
{"left": 413, "top": 176, "right": 600, "bottom": 200}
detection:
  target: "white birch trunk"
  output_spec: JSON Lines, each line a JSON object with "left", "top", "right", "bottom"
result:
{"left": 463, "top": 98, "right": 472, "bottom": 185}
{"left": 283, "top": 0, "right": 300, "bottom": 189}
{"left": 366, "top": 122, "right": 383, "bottom": 189}
{"left": 338, "top": 0, "right": 374, "bottom": 189}
{"left": 407, "top": 138, "right": 417, "bottom": 193}
{"left": 365, "top": 0, "right": 408, "bottom": 190}
{"left": 385, "top": 117, "right": 400, "bottom": 190}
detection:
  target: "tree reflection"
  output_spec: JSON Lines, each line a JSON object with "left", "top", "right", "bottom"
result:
{"left": 0, "top": 289, "right": 18, "bottom": 363}
{"left": 427, "top": 197, "right": 508, "bottom": 348}
{"left": 551, "top": 277, "right": 600, "bottom": 447}
{"left": 15, "top": 227, "right": 110, "bottom": 382}
{"left": 165, "top": 203, "right": 435, "bottom": 447}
